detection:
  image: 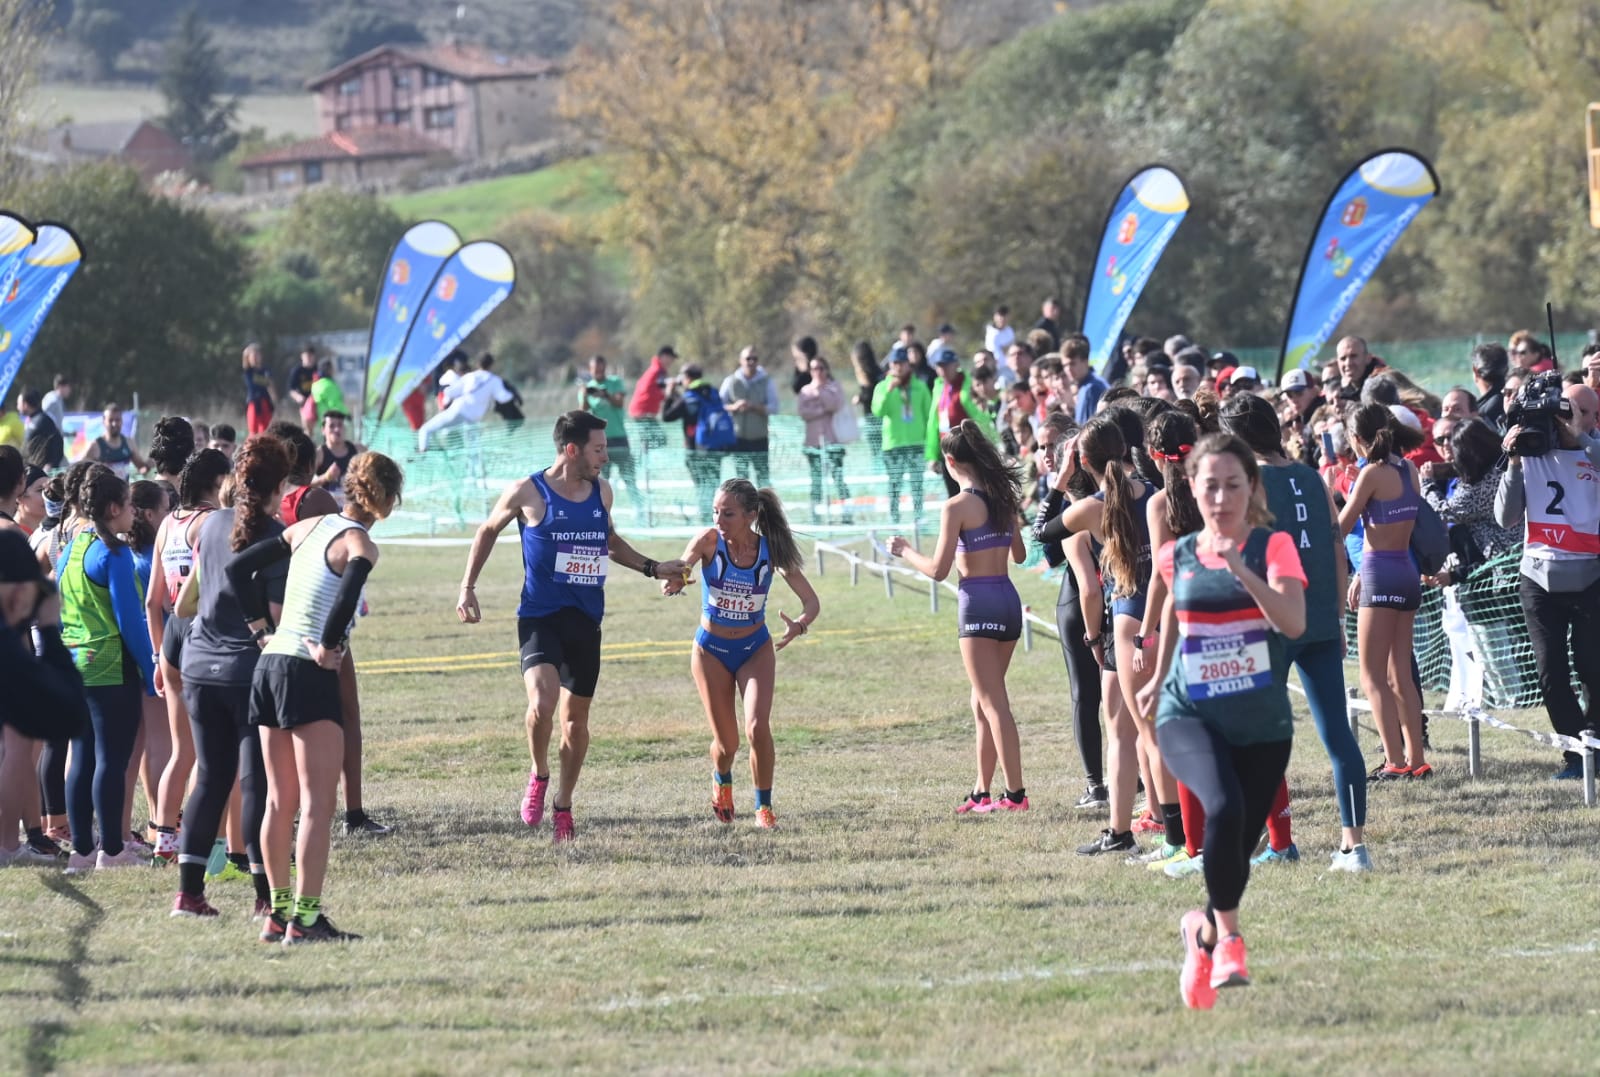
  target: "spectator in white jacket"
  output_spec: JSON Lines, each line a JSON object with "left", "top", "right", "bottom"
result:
{"left": 417, "top": 354, "right": 514, "bottom": 452}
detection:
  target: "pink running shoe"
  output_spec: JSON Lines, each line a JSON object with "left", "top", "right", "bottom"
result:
{"left": 954, "top": 793, "right": 991, "bottom": 815}
{"left": 552, "top": 808, "right": 575, "bottom": 845}
{"left": 1131, "top": 810, "right": 1165, "bottom": 835}
{"left": 171, "top": 892, "right": 220, "bottom": 919}
{"left": 974, "top": 795, "right": 1030, "bottom": 813}
{"left": 1179, "top": 909, "right": 1218, "bottom": 1010}
{"left": 1210, "top": 933, "right": 1250, "bottom": 989}
{"left": 521, "top": 772, "right": 549, "bottom": 828}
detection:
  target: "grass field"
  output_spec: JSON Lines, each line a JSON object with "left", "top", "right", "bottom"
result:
{"left": 31, "top": 82, "right": 318, "bottom": 139}
{"left": 4, "top": 540, "right": 1600, "bottom": 1074}
{"left": 387, "top": 156, "right": 619, "bottom": 242}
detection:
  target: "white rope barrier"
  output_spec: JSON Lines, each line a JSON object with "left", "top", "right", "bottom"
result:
{"left": 811, "top": 539, "right": 1599, "bottom": 809}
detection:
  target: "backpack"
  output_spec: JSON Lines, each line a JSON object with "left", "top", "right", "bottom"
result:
{"left": 692, "top": 385, "right": 736, "bottom": 450}
{"left": 1409, "top": 497, "right": 1450, "bottom": 576}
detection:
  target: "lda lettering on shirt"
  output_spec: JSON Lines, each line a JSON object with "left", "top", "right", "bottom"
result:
{"left": 1287, "top": 476, "right": 1312, "bottom": 548}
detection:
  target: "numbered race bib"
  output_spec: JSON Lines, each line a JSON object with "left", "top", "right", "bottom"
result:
{"left": 1182, "top": 629, "right": 1271, "bottom": 702}
{"left": 707, "top": 580, "right": 762, "bottom": 622}
{"left": 556, "top": 541, "right": 608, "bottom": 586}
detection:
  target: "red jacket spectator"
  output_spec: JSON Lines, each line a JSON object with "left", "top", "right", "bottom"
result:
{"left": 630, "top": 351, "right": 673, "bottom": 418}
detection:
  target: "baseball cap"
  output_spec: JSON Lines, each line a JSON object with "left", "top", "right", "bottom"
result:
{"left": 657, "top": 345, "right": 677, "bottom": 359}
{"left": 0, "top": 528, "right": 44, "bottom": 584}
{"left": 1230, "top": 366, "right": 1260, "bottom": 385}
{"left": 938, "top": 323, "right": 955, "bottom": 335}
{"left": 1277, "top": 369, "right": 1312, "bottom": 394}
{"left": 934, "top": 350, "right": 960, "bottom": 366}
{"left": 1388, "top": 404, "right": 1423, "bottom": 432}
{"left": 1210, "top": 350, "right": 1239, "bottom": 371}
{"left": 1214, "top": 367, "right": 1236, "bottom": 394}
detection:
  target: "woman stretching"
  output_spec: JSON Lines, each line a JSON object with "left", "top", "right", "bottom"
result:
{"left": 145, "top": 448, "right": 229, "bottom": 864}
{"left": 1135, "top": 434, "right": 1306, "bottom": 1009}
{"left": 1339, "top": 404, "right": 1429, "bottom": 781}
{"left": 230, "top": 452, "right": 403, "bottom": 943}
{"left": 662, "top": 478, "right": 819, "bottom": 828}
{"left": 888, "top": 420, "right": 1028, "bottom": 813}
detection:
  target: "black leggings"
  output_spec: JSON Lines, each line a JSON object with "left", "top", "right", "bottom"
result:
{"left": 1157, "top": 718, "right": 1292, "bottom": 916}
{"left": 1055, "top": 568, "right": 1104, "bottom": 786}
{"left": 67, "top": 683, "right": 142, "bottom": 856}
{"left": 178, "top": 682, "right": 266, "bottom": 895}
{"left": 1520, "top": 575, "right": 1600, "bottom": 766}
{"left": 37, "top": 738, "right": 68, "bottom": 817}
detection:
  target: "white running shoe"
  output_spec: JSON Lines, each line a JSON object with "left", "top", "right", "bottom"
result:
{"left": 1328, "top": 844, "right": 1374, "bottom": 873}
{"left": 63, "top": 850, "right": 97, "bottom": 875}
{"left": 96, "top": 847, "right": 146, "bottom": 870}
{"left": 0, "top": 844, "right": 57, "bottom": 867}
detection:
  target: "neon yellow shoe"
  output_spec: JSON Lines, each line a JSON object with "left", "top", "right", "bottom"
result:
{"left": 205, "top": 861, "right": 250, "bottom": 883}
{"left": 1147, "top": 846, "right": 1193, "bottom": 873}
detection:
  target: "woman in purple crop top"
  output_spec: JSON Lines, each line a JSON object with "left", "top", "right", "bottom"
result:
{"left": 888, "top": 421, "right": 1029, "bottom": 814}
{"left": 1339, "top": 404, "right": 1431, "bottom": 781}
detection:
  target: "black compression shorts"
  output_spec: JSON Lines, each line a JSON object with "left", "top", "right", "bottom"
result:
{"left": 249, "top": 652, "right": 344, "bottom": 730}
{"left": 518, "top": 608, "right": 602, "bottom": 698}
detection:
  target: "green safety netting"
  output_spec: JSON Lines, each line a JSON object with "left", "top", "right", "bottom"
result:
{"left": 364, "top": 413, "right": 952, "bottom": 539}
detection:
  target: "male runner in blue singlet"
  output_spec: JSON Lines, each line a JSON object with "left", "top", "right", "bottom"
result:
{"left": 456, "top": 410, "right": 688, "bottom": 842}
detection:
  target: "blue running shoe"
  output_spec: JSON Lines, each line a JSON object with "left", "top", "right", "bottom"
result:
{"left": 1251, "top": 842, "right": 1300, "bottom": 866}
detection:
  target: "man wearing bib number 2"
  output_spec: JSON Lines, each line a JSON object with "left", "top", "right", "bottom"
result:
{"left": 456, "top": 412, "right": 689, "bottom": 843}
{"left": 1135, "top": 434, "right": 1306, "bottom": 1010}
{"left": 662, "top": 479, "right": 819, "bottom": 828}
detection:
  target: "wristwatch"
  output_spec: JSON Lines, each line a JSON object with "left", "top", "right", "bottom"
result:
{"left": 1133, "top": 632, "right": 1157, "bottom": 650}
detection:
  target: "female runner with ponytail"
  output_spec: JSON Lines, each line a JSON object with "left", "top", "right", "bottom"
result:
{"left": 1135, "top": 434, "right": 1307, "bottom": 1009}
{"left": 1340, "top": 404, "right": 1429, "bottom": 781}
{"left": 888, "top": 420, "right": 1028, "bottom": 813}
{"left": 144, "top": 448, "right": 230, "bottom": 863}
{"left": 662, "top": 478, "right": 820, "bottom": 828}
{"left": 1057, "top": 412, "right": 1173, "bottom": 857}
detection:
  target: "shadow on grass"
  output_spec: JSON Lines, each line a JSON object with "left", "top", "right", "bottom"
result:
{"left": 23, "top": 873, "right": 104, "bottom": 1076}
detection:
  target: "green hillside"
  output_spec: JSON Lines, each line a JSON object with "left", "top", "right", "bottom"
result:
{"left": 388, "top": 156, "right": 618, "bottom": 241}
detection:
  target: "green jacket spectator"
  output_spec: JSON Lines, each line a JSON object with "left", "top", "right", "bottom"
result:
{"left": 925, "top": 371, "right": 996, "bottom": 461}
{"left": 871, "top": 376, "right": 933, "bottom": 453}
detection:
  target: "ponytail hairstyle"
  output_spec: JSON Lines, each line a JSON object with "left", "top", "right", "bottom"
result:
{"left": 62, "top": 460, "right": 94, "bottom": 520}
{"left": 230, "top": 434, "right": 292, "bottom": 551}
{"left": 718, "top": 478, "right": 801, "bottom": 574}
{"left": 345, "top": 452, "right": 405, "bottom": 520}
{"left": 1349, "top": 402, "right": 1422, "bottom": 466}
{"left": 1189, "top": 387, "right": 1223, "bottom": 433}
{"left": 1185, "top": 433, "right": 1273, "bottom": 528}
{"left": 1077, "top": 415, "right": 1143, "bottom": 598}
{"left": 1219, "top": 392, "right": 1284, "bottom": 458}
{"left": 1148, "top": 411, "right": 1202, "bottom": 538}
{"left": 1124, "top": 397, "right": 1170, "bottom": 488}
{"left": 939, "top": 419, "right": 1023, "bottom": 528}
{"left": 81, "top": 464, "right": 130, "bottom": 549}
{"left": 148, "top": 416, "right": 195, "bottom": 476}
{"left": 179, "top": 448, "right": 231, "bottom": 509}
{"left": 128, "top": 479, "right": 170, "bottom": 549}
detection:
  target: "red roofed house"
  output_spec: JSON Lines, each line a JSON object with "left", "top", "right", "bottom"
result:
{"left": 35, "top": 120, "right": 193, "bottom": 182}
{"left": 240, "top": 42, "right": 562, "bottom": 194}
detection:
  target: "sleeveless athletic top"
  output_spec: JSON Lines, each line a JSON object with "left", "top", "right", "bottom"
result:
{"left": 1158, "top": 529, "right": 1294, "bottom": 745}
{"left": 1522, "top": 450, "right": 1600, "bottom": 559}
{"left": 1360, "top": 457, "right": 1419, "bottom": 527}
{"left": 159, "top": 508, "right": 209, "bottom": 604}
{"left": 315, "top": 442, "right": 360, "bottom": 499}
{"left": 58, "top": 532, "right": 140, "bottom": 687}
{"left": 95, "top": 436, "right": 133, "bottom": 478}
{"left": 264, "top": 515, "right": 366, "bottom": 660}
{"left": 1262, "top": 462, "right": 1339, "bottom": 644}
{"left": 955, "top": 490, "right": 1011, "bottom": 552}
{"left": 701, "top": 533, "right": 774, "bottom": 629}
{"left": 1091, "top": 479, "right": 1154, "bottom": 598}
{"left": 280, "top": 485, "right": 313, "bottom": 526}
{"left": 516, "top": 470, "right": 610, "bottom": 623}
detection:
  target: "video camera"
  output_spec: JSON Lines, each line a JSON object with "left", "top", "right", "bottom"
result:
{"left": 1506, "top": 369, "right": 1571, "bottom": 456}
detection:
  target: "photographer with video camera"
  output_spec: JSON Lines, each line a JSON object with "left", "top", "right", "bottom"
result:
{"left": 1494, "top": 368, "right": 1600, "bottom": 779}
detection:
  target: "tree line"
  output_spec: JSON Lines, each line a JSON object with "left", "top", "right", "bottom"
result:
{"left": 566, "top": 0, "right": 1600, "bottom": 365}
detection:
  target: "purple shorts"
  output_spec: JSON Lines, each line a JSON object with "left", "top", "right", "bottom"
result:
{"left": 1359, "top": 548, "right": 1421, "bottom": 611}
{"left": 958, "top": 575, "right": 1022, "bottom": 642}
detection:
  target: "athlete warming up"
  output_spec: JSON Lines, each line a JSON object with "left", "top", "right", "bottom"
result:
{"left": 1134, "top": 434, "right": 1306, "bottom": 1010}
{"left": 661, "top": 478, "right": 819, "bottom": 828}
{"left": 456, "top": 411, "right": 689, "bottom": 843}
{"left": 888, "top": 420, "right": 1028, "bottom": 814}
{"left": 228, "top": 452, "right": 404, "bottom": 944}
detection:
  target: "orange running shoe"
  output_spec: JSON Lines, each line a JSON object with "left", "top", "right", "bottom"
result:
{"left": 754, "top": 806, "right": 777, "bottom": 829}
{"left": 1179, "top": 909, "right": 1217, "bottom": 1010}
{"left": 1131, "top": 810, "right": 1165, "bottom": 835}
{"left": 711, "top": 783, "right": 735, "bottom": 823}
{"left": 1210, "top": 933, "right": 1250, "bottom": 989}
